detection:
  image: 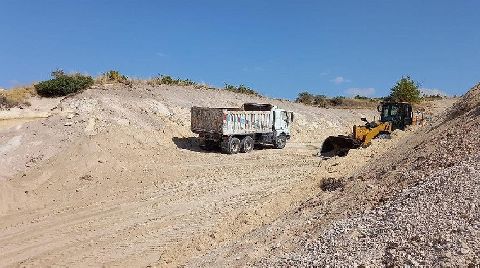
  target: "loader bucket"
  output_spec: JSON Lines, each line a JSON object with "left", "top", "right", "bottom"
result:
{"left": 320, "top": 135, "right": 362, "bottom": 157}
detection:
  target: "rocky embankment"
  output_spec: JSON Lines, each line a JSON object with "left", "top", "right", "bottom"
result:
{"left": 274, "top": 83, "right": 480, "bottom": 267}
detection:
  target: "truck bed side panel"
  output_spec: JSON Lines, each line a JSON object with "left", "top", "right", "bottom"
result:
{"left": 223, "top": 111, "right": 272, "bottom": 135}
{"left": 191, "top": 107, "right": 224, "bottom": 134}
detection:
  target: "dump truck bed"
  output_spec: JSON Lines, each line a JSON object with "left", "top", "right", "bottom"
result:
{"left": 191, "top": 106, "right": 273, "bottom": 135}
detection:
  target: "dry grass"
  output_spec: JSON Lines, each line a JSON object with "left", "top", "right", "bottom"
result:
{"left": 0, "top": 86, "right": 36, "bottom": 109}
{"left": 333, "top": 98, "right": 380, "bottom": 109}
{"left": 95, "top": 70, "right": 131, "bottom": 86}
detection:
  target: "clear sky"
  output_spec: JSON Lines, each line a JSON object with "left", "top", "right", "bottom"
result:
{"left": 1, "top": 0, "right": 479, "bottom": 99}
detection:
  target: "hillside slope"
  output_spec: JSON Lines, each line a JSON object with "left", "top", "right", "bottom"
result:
{"left": 255, "top": 83, "right": 480, "bottom": 266}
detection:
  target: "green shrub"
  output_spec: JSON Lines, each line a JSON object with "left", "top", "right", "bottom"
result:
{"left": 224, "top": 83, "right": 260, "bottom": 96}
{"left": 389, "top": 76, "right": 421, "bottom": 103}
{"left": 148, "top": 74, "right": 197, "bottom": 87}
{"left": 35, "top": 71, "right": 94, "bottom": 97}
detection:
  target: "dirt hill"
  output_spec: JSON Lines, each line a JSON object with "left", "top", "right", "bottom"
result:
{"left": 219, "top": 83, "right": 479, "bottom": 267}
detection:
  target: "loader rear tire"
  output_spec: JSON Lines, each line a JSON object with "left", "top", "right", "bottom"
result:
{"left": 240, "top": 136, "right": 254, "bottom": 153}
{"left": 221, "top": 137, "right": 241, "bottom": 154}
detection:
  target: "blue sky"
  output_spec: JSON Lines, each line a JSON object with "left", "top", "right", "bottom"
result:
{"left": 1, "top": 0, "right": 479, "bottom": 99}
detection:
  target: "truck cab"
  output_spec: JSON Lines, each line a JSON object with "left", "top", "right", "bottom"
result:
{"left": 273, "top": 108, "right": 293, "bottom": 138}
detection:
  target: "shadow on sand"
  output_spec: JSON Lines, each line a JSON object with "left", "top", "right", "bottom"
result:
{"left": 172, "top": 137, "right": 273, "bottom": 153}
{"left": 171, "top": 137, "right": 220, "bottom": 153}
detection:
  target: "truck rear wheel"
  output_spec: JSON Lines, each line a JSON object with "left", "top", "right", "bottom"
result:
{"left": 240, "top": 136, "right": 254, "bottom": 153}
{"left": 273, "top": 134, "right": 286, "bottom": 149}
{"left": 221, "top": 137, "right": 241, "bottom": 154}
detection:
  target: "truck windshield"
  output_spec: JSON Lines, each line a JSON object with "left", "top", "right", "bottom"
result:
{"left": 283, "top": 111, "right": 289, "bottom": 124}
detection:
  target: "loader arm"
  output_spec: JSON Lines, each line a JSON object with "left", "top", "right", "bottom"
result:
{"left": 354, "top": 121, "right": 392, "bottom": 146}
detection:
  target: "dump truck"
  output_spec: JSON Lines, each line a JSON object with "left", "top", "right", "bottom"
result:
{"left": 320, "top": 102, "right": 418, "bottom": 157}
{"left": 191, "top": 103, "right": 294, "bottom": 154}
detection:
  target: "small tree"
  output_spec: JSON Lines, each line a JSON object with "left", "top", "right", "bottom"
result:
{"left": 389, "top": 76, "right": 421, "bottom": 103}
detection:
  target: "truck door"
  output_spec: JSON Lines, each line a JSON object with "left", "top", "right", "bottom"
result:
{"left": 274, "top": 110, "right": 289, "bottom": 134}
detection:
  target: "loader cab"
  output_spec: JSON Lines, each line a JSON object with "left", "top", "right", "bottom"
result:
{"left": 379, "top": 102, "right": 413, "bottom": 130}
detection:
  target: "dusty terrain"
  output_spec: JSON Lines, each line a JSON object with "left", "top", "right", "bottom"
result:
{"left": 201, "top": 84, "right": 479, "bottom": 267}
{"left": 0, "top": 82, "right": 461, "bottom": 267}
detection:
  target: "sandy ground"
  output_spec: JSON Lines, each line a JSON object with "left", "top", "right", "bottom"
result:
{"left": 0, "top": 83, "right": 455, "bottom": 267}
{"left": 250, "top": 84, "right": 480, "bottom": 267}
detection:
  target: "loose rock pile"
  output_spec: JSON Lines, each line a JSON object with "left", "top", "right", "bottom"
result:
{"left": 285, "top": 155, "right": 479, "bottom": 267}
{"left": 273, "top": 83, "right": 480, "bottom": 266}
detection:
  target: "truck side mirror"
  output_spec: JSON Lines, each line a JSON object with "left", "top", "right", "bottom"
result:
{"left": 377, "top": 105, "right": 382, "bottom": 112}
{"left": 290, "top": 113, "right": 294, "bottom": 122}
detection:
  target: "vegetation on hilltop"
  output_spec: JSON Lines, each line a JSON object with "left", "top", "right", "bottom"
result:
{"left": 223, "top": 83, "right": 261, "bottom": 96}
{"left": 35, "top": 70, "right": 94, "bottom": 97}
{"left": 296, "top": 76, "right": 426, "bottom": 109}
{"left": 3, "top": 70, "right": 436, "bottom": 110}
{"left": 147, "top": 74, "right": 198, "bottom": 87}
{"left": 295, "top": 92, "right": 378, "bottom": 108}
{"left": 98, "top": 70, "right": 130, "bottom": 85}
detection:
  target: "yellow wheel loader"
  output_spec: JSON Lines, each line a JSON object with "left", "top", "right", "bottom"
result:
{"left": 320, "top": 102, "right": 416, "bottom": 157}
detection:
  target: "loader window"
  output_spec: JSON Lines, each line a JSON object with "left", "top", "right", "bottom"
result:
{"left": 390, "top": 106, "right": 399, "bottom": 116}
{"left": 382, "top": 107, "right": 390, "bottom": 118}
{"left": 383, "top": 105, "right": 399, "bottom": 118}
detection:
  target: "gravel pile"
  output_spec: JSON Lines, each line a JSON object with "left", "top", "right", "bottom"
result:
{"left": 269, "top": 83, "right": 480, "bottom": 267}
{"left": 284, "top": 155, "right": 479, "bottom": 267}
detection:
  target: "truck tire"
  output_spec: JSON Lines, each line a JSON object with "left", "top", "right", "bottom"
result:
{"left": 273, "top": 134, "right": 286, "bottom": 149}
{"left": 221, "top": 137, "right": 241, "bottom": 154}
{"left": 240, "top": 136, "right": 254, "bottom": 153}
